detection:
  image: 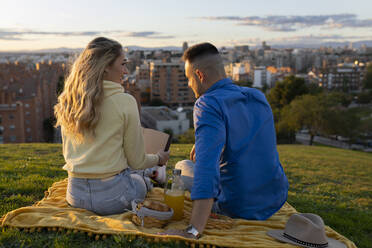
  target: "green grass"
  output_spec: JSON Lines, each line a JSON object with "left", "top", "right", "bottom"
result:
{"left": 1, "top": 144, "right": 371, "bottom": 248}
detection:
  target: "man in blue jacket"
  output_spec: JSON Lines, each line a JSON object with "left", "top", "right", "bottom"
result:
{"left": 163, "top": 43, "right": 288, "bottom": 239}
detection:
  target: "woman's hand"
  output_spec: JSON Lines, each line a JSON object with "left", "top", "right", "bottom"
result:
{"left": 190, "top": 145, "right": 195, "bottom": 162}
{"left": 157, "top": 150, "right": 170, "bottom": 166}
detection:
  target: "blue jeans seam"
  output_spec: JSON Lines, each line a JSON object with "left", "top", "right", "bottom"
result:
{"left": 87, "top": 179, "right": 93, "bottom": 210}
{"left": 142, "top": 170, "right": 150, "bottom": 192}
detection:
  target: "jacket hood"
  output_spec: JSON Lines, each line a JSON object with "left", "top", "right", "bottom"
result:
{"left": 103, "top": 80, "right": 124, "bottom": 98}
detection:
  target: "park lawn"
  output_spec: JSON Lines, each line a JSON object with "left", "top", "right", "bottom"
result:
{"left": 0, "top": 143, "right": 371, "bottom": 248}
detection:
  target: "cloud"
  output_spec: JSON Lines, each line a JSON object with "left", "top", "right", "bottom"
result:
{"left": 231, "top": 34, "right": 372, "bottom": 47}
{"left": 0, "top": 30, "right": 25, "bottom": 40}
{"left": 0, "top": 29, "right": 104, "bottom": 40}
{"left": 0, "top": 29, "right": 175, "bottom": 40}
{"left": 127, "top": 31, "right": 158, "bottom": 37}
{"left": 271, "top": 34, "right": 372, "bottom": 44}
{"left": 198, "top": 14, "right": 372, "bottom": 32}
{"left": 125, "top": 31, "right": 175, "bottom": 39}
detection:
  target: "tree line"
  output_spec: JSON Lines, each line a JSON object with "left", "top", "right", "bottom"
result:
{"left": 266, "top": 67, "right": 372, "bottom": 145}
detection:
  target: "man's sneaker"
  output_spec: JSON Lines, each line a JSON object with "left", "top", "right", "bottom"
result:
{"left": 151, "top": 166, "right": 166, "bottom": 185}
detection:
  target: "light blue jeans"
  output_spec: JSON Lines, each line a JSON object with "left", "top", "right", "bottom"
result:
{"left": 66, "top": 168, "right": 154, "bottom": 216}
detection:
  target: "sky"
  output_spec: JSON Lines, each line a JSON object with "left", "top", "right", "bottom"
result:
{"left": 0, "top": 0, "right": 372, "bottom": 51}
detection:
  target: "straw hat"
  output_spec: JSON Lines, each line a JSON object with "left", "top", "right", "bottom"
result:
{"left": 267, "top": 213, "right": 346, "bottom": 248}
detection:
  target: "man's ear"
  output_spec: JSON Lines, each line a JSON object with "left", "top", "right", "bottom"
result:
{"left": 195, "top": 69, "right": 205, "bottom": 82}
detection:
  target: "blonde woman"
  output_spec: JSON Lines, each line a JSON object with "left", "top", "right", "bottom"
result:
{"left": 54, "top": 37, "right": 169, "bottom": 215}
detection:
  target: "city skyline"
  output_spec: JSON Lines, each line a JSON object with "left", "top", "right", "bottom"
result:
{"left": 1, "top": 0, "right": 372, "bottom": 51}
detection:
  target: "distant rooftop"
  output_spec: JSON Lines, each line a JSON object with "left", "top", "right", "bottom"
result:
{"left": 141, "top": 106, "right": 179, "bottom": 121}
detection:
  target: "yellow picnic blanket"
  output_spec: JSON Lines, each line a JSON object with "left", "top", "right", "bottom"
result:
{"left": 0, "top": 178, "right": 356, "bottom": 248}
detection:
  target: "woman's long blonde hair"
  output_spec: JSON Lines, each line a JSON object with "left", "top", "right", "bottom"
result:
{"left": 54, "top": 37, "right": 122, "bottom": 143}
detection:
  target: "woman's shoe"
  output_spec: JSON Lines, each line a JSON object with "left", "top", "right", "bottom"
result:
{"left": 151, "top": 166, "right": 166, "bottom": 185}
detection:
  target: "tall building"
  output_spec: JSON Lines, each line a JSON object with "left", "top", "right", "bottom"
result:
{"left": 121, "top": 77, "right": 142, "bottom": 113}
{"left": 266, "top": 66, "right": 293, "bottom": 87}
{"left": 0, "top": 61, "right": 65, "bottom": 143}
{"left": 224, "top": 63, "right": 234, "bottom": 78}
{"left": 231, "top": 62, "right": 251, "bottom": 82}
{"left": 0, "top": 102, "right": 25, "bottom": 143}
{"left": 149, "top": 58, "right": 195, "bottom": 106}
{"left": 318, "top": 62, "right": 366, "bottom": 92}
{"left": 262, "top": 41, "right": 271, "bottom": 51}
{"left": 234, "top": 45, "right": 249, "bottom": 53}
{"left": 135, "top": 62, "right": 151, "bottom": 104}
{"left": 136, "top": 62, "right": 151, "bottom": 90}
{"left": 251, "top": 65, "right": 291, "bottom": 88}
{"left": 182, "top": 42, "right": 188, "bottom": 52}
{"left": 252, "top": 66, "right": 269, "bottom": 88}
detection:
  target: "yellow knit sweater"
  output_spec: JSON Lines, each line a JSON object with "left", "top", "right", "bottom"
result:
{"left": 61, "top": 80, "right": 159, "bottom": 178}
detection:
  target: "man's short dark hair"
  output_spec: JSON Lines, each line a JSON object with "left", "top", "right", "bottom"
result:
{"left": 182, "top": 43, "right": 219, "bottom": 63}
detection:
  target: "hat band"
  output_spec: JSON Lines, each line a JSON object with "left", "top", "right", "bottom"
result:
{"left": 283, "top": 233, "right": 328, "bottom": 248}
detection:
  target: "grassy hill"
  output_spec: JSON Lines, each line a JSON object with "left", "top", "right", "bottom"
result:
{"left": 0, "top": 144, "right": 371, "bottom": 248}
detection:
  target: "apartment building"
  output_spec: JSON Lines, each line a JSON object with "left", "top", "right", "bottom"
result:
{"left": 0, "top": 61, "right": 65, "bottom": 143}
{"left": 149, "top": 58, "right": 195, "bottom": 107}
{"left": 318, "top": 62, "right": 366, "bottom": 92}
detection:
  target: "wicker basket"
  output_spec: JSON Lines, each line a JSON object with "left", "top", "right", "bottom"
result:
{"left": 131, "top": 214, "right": 169, "bottom": 228}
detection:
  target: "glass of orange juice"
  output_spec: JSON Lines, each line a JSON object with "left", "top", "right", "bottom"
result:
{"left": 164, "top": 169, "right": 185, "bottom": 220}
{"left": 164, "top": 189, "right": 184, "bottom": 220}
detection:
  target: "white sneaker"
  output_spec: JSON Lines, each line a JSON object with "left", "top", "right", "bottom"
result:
{"left": 152, "top": 166, "right": 166, "bottom": 184}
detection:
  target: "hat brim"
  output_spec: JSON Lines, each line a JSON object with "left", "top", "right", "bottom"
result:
{"left": 267, "top": 230, "right": 347, "bottom": 248}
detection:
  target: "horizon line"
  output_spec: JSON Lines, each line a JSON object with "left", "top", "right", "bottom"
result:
{"left": 1, "top": 40, "right": 372, "bottom": 53}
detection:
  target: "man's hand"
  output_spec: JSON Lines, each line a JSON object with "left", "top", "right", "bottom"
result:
{"left": 158, "top": 198, "right": 213, "bottom": 240}
{"left": 190, "top": 198, "right": 214, "bottom": 234}
{"left": 158, "top": 229, "right": 196, "bottom": 239}
{"left": 190, "top": 145, "right": 195, "bottom": 162}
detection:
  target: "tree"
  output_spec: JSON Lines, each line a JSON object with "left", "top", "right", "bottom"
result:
{"left": 177, "top": 128, "right": 195, "bottom": 144}
{"left": 342, "top": 78, "right": 350, "bottom": 93}
{"left": 266, "top": 75, "right": 309, "bottom": 109}
{"left": 275, "top": 117, "right": 296, "bottom": 144}
{"left": 359, "top": 117, "right": 372, "bottom": 136}
{"left": 356, "top": 91, "right": 372, "bottom": 104}
{"left": 279, "top": 94, "right": 337, "bottom": 145}
{"left": 307, "top": 83, "right": 324, "bottom": 95}
{"left": 56, "top": 76, "right": 64, "bottom": 96}
{"left": 279, "top": 93, "right": 363, "bottom": 146}
{"left": 333, "top": 109, "right": 361, "bottom": 146}
{"left": 43, "top": 117, "right": 56, "bottom": 142}
{"left": 327, "top": 91, "right": 353, "bottom": 107}
{"left": 261, "top": 83, "right": 269, "bottom": 93}
{"left": 266, "top": 76, "right": 309, "bottom": 143}
{"left": 363, "top": 64, "right": 372, "bottom": 90}
{"left": 234, "top": 80, "right": 253, "bottom": 88}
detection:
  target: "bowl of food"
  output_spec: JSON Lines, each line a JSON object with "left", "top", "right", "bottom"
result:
{"left": 131, "top": 199, "right": 173, "bottom": 228}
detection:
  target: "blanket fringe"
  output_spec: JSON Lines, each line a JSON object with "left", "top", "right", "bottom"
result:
{"left": 3, "top": 225, "right": 224, "bottom": 248}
